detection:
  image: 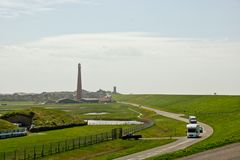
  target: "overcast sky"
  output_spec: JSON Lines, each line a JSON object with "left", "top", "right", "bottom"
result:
{"left": 0, "top": 0, "right": 240, "bottom": 95}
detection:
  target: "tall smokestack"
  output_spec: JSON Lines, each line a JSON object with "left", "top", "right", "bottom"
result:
{"left": 113, "top": 86, "right": 117, "bottom": 94}
{"left": 76, "top": 63, "right": 82, "bottom": 101}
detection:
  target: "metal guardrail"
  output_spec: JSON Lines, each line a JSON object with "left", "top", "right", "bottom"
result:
{"left": 123, "top": 119, "right": 154, "bottom": 136}
{"left": 0, "top": 128, "right": 27, "bottom": 139}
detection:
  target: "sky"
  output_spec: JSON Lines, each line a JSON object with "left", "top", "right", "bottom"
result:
{"left": 0, "top": 0, "right": 240, "bottom": 95}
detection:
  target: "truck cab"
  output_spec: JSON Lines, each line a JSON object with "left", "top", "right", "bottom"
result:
{"left": 189, "top": 115, "right": 197, "bottom": 124}
{"left": 186, "top": 124, "right": 202, "bottom": 138}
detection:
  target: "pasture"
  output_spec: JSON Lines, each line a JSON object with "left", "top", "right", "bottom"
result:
{"left": 0, "top": 103, "right": 143, "bottom": 121}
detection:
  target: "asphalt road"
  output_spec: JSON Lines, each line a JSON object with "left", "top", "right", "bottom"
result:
{"left": 178, "top": 143, "right": 240, "bottom": 160}
{"left": 114, "top": 102, "right": 213, "bottom": 160}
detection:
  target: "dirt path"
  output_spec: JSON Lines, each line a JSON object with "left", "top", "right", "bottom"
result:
{"left": 178, "top": 143, "right": 240, "bottom": 160}
{"left": 114, "top": 102, "right": 213, "bottom": 160}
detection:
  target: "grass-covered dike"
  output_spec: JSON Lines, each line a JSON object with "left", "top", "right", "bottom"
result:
{"left": 114, "top": 94, "right": 240, "bottom": 159}
{"left": 0, "top": 119, "right": 18, "bottom": 132}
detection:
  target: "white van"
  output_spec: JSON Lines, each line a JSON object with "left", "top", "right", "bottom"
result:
{"left": 186, "top": 124, "right": 203, "bottom": 138}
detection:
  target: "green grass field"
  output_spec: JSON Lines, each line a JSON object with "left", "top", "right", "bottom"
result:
{"left": 0, "top": 103, "right": 144, "bottom": 121}
{"left": 0, "top": 103, "right": 142, "bottom": 152}
{"left": 0, "top": 125, "right": 129, "bottom": 152}
{"left": 44, "top": 103, "right": 142, "bottom": 120}
{"left": 0, "top": 103, "right": 142, "bottom": 132}
{"left": 0, "top": 101, "right": 35, "bottom": 106}
{"left": 137, "top": 115, "right": 185, "bottom": 137}
{"left": 0, "top": 101, "right": 186, "bottom": 160}
{"left": 114, "top": 94, "right": 240, "bottom": 159}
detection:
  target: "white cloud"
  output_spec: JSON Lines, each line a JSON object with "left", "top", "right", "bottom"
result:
{"left": 0, "top": 0, "right": 96, "bottom": 17}
{"left": 1, "top": 32, "right": 239, "bottom": 60}
{"left": 0, "top": 32, "right": 240, "bottom": 94}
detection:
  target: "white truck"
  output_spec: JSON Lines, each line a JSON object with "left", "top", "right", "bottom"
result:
{"left": 186, "top": 124, "right": 203, "bottom": 138}
{"left": 189, "top": 115, "right": 197, "bottom": 124}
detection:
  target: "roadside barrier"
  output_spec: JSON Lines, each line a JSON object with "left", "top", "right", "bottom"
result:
{"left": 0, "top": 128, "right": 27, "bottom": 139}
{"left": 122, "top": 119, "right": 154, "bottom": 136}
{"left": 0, "top": 120, "right": 154, "bottom": 160}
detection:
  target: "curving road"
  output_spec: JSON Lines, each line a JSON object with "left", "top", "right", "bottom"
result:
{"left": 114, "top": 102, "right": 213, "bottom": 160}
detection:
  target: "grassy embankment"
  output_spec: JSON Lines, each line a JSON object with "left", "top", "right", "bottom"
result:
{"left": 0, "top": 119, "right": 17, "bottom": 131}
{"left": 114, "top": 94, "right": 240, "bottom": 159}
{"left": 0, "top": 102, "right": 185, "bottom": 159}
{"left": 1, "top": 107, "right": 85, "bottom": 131}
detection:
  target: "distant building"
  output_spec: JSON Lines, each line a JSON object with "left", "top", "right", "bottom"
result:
{"left": 57, "top": 98, "right": 79, "bottom": 104}
{"left": 99, "top": 95, "right": 112, "bottom": 103}
{"left": 74, "top": 63, "right": 108, "bottom": 103}
{"left": 80, "top": 98, "right": 99, "bottom": 103}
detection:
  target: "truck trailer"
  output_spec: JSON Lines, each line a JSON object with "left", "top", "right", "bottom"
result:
{"left": 186, "top": 124, "right": 203, "bottom": 138}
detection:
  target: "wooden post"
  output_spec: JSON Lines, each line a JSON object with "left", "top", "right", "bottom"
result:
{"left": 33, "top": 146, "right": 35, "bottom": 159}
{"left": 41, "top": 145, "right": 44, "bottom": 157}
{"left": 119, "top": 128, "right": 122, "bottom": 138}
{"left": 84, "top": 136, "right": 86, "bottom": 146}
{"left": 14, "top": 150, "right": 17, "bottom": 160}
{"left": 50, "top": 143, "right": 52, "bottom": 155}
{"left": 112, "top": 129, "right": 114, "bottom": 140}
{"left": 72, "top": 139, "right": 75, "bottom": 150}
{"left": 3, "top": 152, "right": 5, "bottom": 160}
{"left": 65, "top": 140, "right": 67, "bottom": 151}
{"left": 78, "top": 137, "right": 81, "bottom": 148}
{"left": 58, "top": 142, "right": 60, "bottom": 153}
{"left": 24, "top": 149, "right": 26, "bottom": 160}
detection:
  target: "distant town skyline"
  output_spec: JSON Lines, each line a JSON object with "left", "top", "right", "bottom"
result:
{"left": 0, "top": 0, "right": 240, "bottom": 95}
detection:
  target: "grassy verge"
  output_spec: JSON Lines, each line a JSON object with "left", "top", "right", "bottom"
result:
{"left": 114, "top": 94, "right": 240, "bottom": 159}
{"left": 138, "top": 115, "right": 185, "bottom": 138}
{"left": 40, "top": 139, "right": 174, "bottom": 160}
{"left": 0, "top": 125, "right": 130, "bottom": 152}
